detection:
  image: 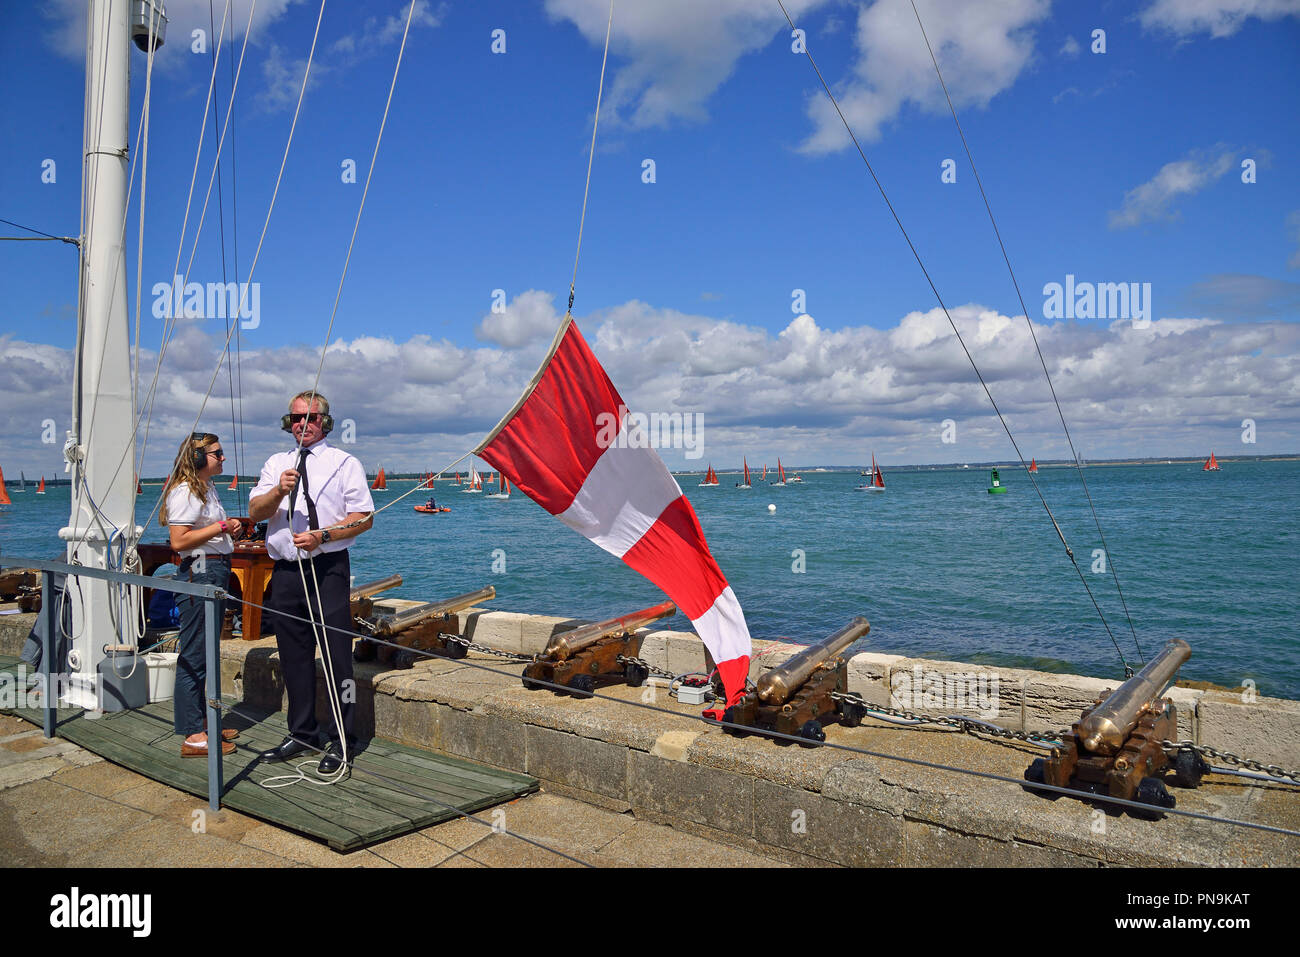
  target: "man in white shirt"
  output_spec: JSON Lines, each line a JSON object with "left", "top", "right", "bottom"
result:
{"left": 249, "top": 391, "right": 373, "bottom": 773}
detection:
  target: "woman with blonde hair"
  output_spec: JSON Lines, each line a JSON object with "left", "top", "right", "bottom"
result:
{"left": 161, "top": 432, "right": 242, "bottom": 757}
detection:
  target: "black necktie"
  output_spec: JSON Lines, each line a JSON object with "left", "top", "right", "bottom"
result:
{"left": 289, "top": 449, "right": 320, "bottom": 531}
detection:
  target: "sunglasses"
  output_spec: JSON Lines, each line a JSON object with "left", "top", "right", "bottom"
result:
{"left": 288, "top": 412, "right": 323, "bottom": 424}
{"left": 205, "top": 449, "right": 225, "bottom": 458}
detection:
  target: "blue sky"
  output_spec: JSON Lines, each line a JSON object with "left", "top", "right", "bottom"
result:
{"left": 1, "top": 0, "right": 1298, "bottom": 477}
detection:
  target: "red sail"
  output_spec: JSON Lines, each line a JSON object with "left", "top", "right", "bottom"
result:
{"left": 1203, "top": 452, "right": 1220, "bottom": 471}
{"left": 873, "top": 455, "right": 885, "bottom": 488}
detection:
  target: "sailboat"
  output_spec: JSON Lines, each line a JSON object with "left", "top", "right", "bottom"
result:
{"left": 735, "top": 458, "right": 752, "bottom": 489}
{"left": 698, "top": 464, "right": 720, "bottom": 487}
{"left": 762, "top": 464, "right": 767, "bottom": 482}
{"left": 1203, "top": 451, "right": 1221, "bottom": 472}
{"left": 228, "top": 474, "right": 238, "bottom": 490}
{"left": 0, "top": 465, "right": 11, "bottom": 506}
{"left": 771, "top": 459, "right": 786, "bottom": 487}
{"left": 15, "top": 471, "right": 27, "bottom": 493}
{"left": 371, "top": 466, "right": 388, "bottom": 491}
{"left": 36, "top": 476, "right": 46, "bottom": 495}
{"left": 487, "top": 473, "right": 511, "bottom": 500}
{"left": 1027, "top": 458, "right": 1039, "bottom": 473}
{"left": 855, "top": 453, "right": 886, "bottom": 492}
{"left": 462, "top": 463, "right": 483, "bottom": 492}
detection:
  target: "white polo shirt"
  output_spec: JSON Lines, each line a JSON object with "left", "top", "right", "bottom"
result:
{"left": 166, "top": 481, "right": 234, "bottom": 557}
{"left": 251, "top": 440, "right": 374, "bottom": 561}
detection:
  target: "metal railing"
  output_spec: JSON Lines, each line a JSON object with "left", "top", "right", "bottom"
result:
{"left": 0, "top": 555, "right": 227, "bottom": 810}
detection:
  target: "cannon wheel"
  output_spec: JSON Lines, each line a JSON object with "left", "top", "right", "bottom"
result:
{"left": 521, "top": 674, "right": 541, "bottom": 691}
{"left": 568, "top": 674, "right": 596, "bottom": 698}
{"left": 838, "top": 698, "right": 866, "bottom": 728}
{"left": 392, "top": 648, "right": 417, "bottom": 670}
{"left": 798, "top": 719, "right": 826, "bottom": 747}
{"left": 624, "top": 662, "right": 650, "bottom": 688}
{"left": 721, "top": 705, "right": 747, "bottom": 738}
{"left": 1171, "top": 748, "right": 1209, "bottom": 789}
{"left": 1130, "top": 777, "right": 1175, "bottom": 820}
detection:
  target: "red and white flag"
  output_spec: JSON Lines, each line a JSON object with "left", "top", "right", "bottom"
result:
{"left": 477, "top": 317, "right": 752, "bottom": 710}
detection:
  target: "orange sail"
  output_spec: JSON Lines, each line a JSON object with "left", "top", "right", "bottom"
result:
{"left": 777, "top": 459, "right": 785, "bottom": 483}
{"left": 37, "top": 476, "right": 46, "bottom": 494}
{"left": 873, "top": 454, "right": 885, "bottom": 489}
{"left": 228, "top": 474, "right": 238, "bottom": 490}
{"left": 743, "top": 458, "right": 751, "bottom": 485}
{"left": 1203, "top": 451, "right": 1220, "bottom": 471}
{"left": 762, "top": 464, "right": 767, "bottom": 481}
{"left": 1028, "top": 458, "right": 1038, "bottom": 473}
{"left": 371, "top": 466, "right": 388, "bottom": 490}
{"left": 0, "top": 465, "right": 11, "bottom": 505}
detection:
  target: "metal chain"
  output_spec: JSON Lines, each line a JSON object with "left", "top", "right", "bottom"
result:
{"left": 831, "top": 690, "right": 1072, "bottom": 744}
{"left": 1159, "top": 739, "right": 1300, "bottom": 784}
{"left": 616, "top": 654, "right": 679, "bottom": 683}
{"left": 441, "top": 633, "right": 536, "bottom": 663}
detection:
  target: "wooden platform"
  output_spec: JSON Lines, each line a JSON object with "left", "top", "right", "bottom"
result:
{"left": 0, "top": 657, "right": 538, "bottom": 851}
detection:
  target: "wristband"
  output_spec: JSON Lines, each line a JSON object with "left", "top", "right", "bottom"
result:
{"left": 219, "top": 520, "right": 228, "bottom": 533}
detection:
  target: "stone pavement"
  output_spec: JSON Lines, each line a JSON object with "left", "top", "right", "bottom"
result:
{"left": 0, "top": 714, "right": 787, "bottom": 868}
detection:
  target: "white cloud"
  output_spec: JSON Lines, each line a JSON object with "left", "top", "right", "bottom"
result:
{"left": 1108, "top": 147, "right": 1239, "bottom": 229}
{"left": 544, "top": 0, "right": 828, "bottom": 130}
{"left": 798, "top": 0, "right": 1050, "bottom": 153}
{"left": 42, "top": 0, "right": 300, "bottom": 65}
{"left": 1059, "top": 35, "right": 1081, "bottom": 57}
{"left": 5, "top": 294, "right": 1299, "bottom": 477}
{"left": 475, "top": 289, "right": 564, "bottom": 348}
{"left": 1140, "top": 0, "right": 1300, "bottom": 38}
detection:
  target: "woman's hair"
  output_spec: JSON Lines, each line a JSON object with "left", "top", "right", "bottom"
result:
{"left": 159, "top": 432, "right": 219, "bottom": 526}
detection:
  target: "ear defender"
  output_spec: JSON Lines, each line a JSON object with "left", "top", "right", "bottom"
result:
{"left": 280, "top": 413, "right": 334, "bottom": 434}
{"left": 190, "top": 432, "right": 209, "bottom": 470}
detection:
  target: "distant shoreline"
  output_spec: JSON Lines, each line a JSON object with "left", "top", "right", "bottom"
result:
{"left": 6, "top": 456, "right": 1297, "bottom": 487}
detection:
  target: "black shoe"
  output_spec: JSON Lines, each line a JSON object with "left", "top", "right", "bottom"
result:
{"left": 317, "top": 742, "right": 349, "bottom": 775}
{"left": 259, "top": 736, "right": 317, "bottom": 763}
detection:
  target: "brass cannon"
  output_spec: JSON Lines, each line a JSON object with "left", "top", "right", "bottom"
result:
{"left": 1026, "top": 639, "right": 1208, "bottom": 818}
{"left": 354, "top": 585, "right": 495, "bottom": 669}
{"left": 348, "top": 574, "right": 403, "bottom": 622}
{"left": 522, "top": 600, "right": 677, "bottom": 697}
{"left": 723, "top": 618, "right": 871, "bottom": 745}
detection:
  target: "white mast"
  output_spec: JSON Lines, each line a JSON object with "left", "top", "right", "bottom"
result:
{"left": 57, "top": 0, "right": 165, "bottom": 708}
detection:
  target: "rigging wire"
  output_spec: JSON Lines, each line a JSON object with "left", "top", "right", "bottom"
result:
{"left": 208, "top": 0, "right": 243, "bottom": 499}
{"left": 0, "top": 219, "right": 78, "bottom": 245}
{"left": 566, "top": 0, "right": 615, "bottom": 315}
{"left": 907, "top": 0, "right": 1143, "bottom": 666}
{"left": 775, "top": 0, "right": 1132, "bottom": 675}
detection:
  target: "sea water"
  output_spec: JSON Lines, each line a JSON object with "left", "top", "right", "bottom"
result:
{"left": 2, "top": 461, "right": 1296, "bottom": 699}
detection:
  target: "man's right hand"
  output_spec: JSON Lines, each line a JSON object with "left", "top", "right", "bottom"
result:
{"left": 277, "top": 470, "right": 299, "bottom": 496}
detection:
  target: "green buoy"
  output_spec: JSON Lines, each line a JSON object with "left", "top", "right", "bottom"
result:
{"left": 987, "top": 468, "right": 1008, "bottom": 494}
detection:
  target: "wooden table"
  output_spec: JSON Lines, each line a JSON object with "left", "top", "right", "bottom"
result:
{"left": 136, "top": 535, "right": 275, "bottom": 642}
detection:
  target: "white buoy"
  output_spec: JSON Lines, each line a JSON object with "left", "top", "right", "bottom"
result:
{"left": 767, "top": 503, "right": 776, "bottom": 513}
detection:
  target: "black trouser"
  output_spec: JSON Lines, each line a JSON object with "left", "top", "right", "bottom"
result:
{"left": 268, "top": 551, "right": 355, "bottom": 749}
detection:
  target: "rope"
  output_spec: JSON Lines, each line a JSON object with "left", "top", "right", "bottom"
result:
{"left": 907, "top": 0, "right": 1144, "bottom": 667}
{"left": 775, "top": 0, "right": 1131, "bottom": 674}
{"left": 276, "top": 0, "right": 420, "bottom": 787}
{"left": 567, "top": 0, "right": 614, "bottom": 314}
{"left": 135, "top": 0, "right": 320, "bottom": 537}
